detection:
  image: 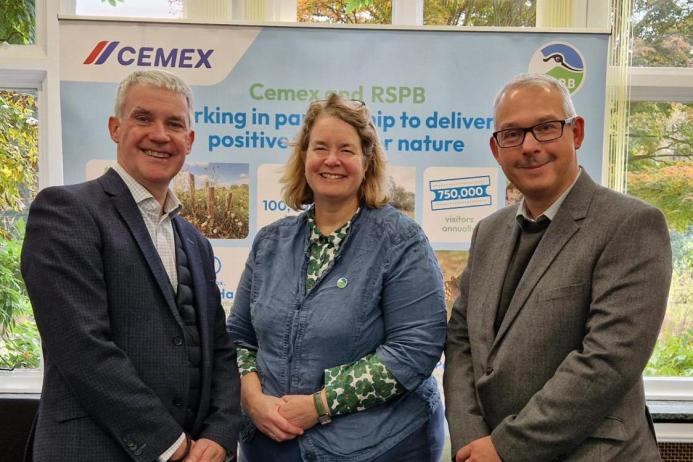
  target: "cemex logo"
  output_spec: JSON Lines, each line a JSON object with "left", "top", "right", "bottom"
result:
{"left": 83, "top": 41, "right": 214, "bottom": 68}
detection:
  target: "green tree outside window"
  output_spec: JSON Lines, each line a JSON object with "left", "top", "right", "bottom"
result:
{"left": 0, "top": 0, "right": 35, "bottom": 45}
{"left": 629, "top": 101, "right": 693, "bottom": 377}
{"left": 0, "top": 89, "right": 40, "bottom": 370}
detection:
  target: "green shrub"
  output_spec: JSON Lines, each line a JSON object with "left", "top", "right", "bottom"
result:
{"left": 0, "top": 221, "right": 41, "bottom": 369}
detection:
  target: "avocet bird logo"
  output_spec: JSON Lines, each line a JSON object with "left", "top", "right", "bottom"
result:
{"left": 529, "top": 42, "right": 585, "bottom": 94}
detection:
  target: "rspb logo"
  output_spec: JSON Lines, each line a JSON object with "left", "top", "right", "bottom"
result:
{"left": 528, "top": 42, "right": 585, "bottom": 94}
{"left": 83, "top": 41, "right": 214, "bottom": 68}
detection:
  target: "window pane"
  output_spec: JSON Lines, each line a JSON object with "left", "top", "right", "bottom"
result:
{"left": 627, "top": 101, "right": 693, "bottom": 377}
{"left": 298, "top": 0, "right": 392, "bottom": 24}
{"left": 424, "top": 0, "right": 535, "bottom": 26}
{"left": 632, "top": 0, "right": 692, "bottom": 67}
{"left": 0, "top": 0, "right": 35, "bottom": 45}
{"left": 73, "top": 0, "right": 182, "bottom": 19}
{"left": 0, "top": 88, "right": 40, "bottom": 370}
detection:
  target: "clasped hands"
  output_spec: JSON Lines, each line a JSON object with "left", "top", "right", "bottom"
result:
{"left": 245, "top": 391, "right": 322, "bottom": 443}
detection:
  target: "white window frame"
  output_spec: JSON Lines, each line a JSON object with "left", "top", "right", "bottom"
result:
{"left": 0, "top": 0, "right": 61, "bottom": 394}
{"left": 632, "top": 65, "right": 693, "bottom": 420}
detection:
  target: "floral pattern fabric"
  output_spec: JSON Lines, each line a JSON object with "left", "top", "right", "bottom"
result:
{"left": 305, "top": 209, "right": 352, "bottom": 292}
{"left": 324, "top": 353, "right": 405, "bottom": 415}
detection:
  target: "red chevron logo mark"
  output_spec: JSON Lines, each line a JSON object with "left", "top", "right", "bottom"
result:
{"left": 83, "top": 41, "right": 109, "bottom": 64}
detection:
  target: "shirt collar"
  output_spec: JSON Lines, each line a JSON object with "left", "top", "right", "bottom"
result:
{"left": 112, "top": 163, "right": 182, "bottom": 217}
{"left": 516, "top": 167, "right": 582, "bottom": 223}
{"left": 307, "top": 206, "right": 360, "bottom": 244}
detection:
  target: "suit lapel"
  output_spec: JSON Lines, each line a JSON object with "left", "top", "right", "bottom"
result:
{"left": 99, "top": 169, "right": 180, "bottom": 321}
{"left": 479, "top": 212, "right": 519, "bottom": 346}
{"left": 492, "top": 171, "right": 596, "bottom": 348}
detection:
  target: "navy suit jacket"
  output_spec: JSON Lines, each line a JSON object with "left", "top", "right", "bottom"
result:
{"left": 21, "top": 169, "right": 241, "bottom": 461}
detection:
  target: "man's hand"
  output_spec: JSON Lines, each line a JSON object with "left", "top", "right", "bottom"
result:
{"left": 278, "top": 394, "right": 320, "bottom": 430}
{"left": 168, "top": 437, "right": 191, "bottom": 461}
{"left": 185, "top": 438, "right": 226, "bottom": 462}
{"left": 456, "top": 436, "right": 502, "bottom": 462}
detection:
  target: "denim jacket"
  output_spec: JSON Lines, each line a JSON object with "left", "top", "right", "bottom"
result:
{"left": 227, "top": 205, "right": 447, "bottom": 461}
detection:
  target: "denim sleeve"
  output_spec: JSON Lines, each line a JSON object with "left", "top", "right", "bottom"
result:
{"left": 375, "top": 226, "right": 447, "bottom": 391}
{"left": 226, "top": 236, "right": 259, "bottom": 350}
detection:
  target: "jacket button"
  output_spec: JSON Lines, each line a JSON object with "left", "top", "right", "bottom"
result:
{"left": 126, "top": 440, "right": 137, "bottom": 450}
{"left": 485, "top": 367, "right": 494, "bottom": 375}
{"left": 173, "top": 398, "right": 184, "bottom": 407}
{"left": 173, "top": 336, "right": 183, "bottom": 346}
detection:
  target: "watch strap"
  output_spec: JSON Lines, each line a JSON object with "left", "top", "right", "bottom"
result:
{"left": 313, "top": 390, "right": 331, "bottom": 425}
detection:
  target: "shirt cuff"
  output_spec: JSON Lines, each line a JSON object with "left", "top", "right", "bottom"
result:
{"left": 158, "top": 432, "right": 186, "bottom": 461}
{"left": 236, "top": 347, "right": 258, "bottom": 376}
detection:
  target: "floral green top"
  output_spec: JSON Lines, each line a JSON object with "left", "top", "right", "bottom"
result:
{"left": 236, "top": 208, "right": 405, "bottom": 416}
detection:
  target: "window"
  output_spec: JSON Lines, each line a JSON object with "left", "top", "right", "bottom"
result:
{"left": 0, "top": 88, "right": 40, "bottom": 372}
{"left": 297, "top": 0, "right": 392, "bottom": 24}
{"left": 632, "top": 0, "right": 692, "bottom": 67}
{"left": 629, "top": 0, "right": 693, "bottom": 384}
{"left": 73, "top": 0, "right": 182, "bottom": 19}
{"left": 1, "top": 0, "right": 57, "bottom": 393}
{"left": 423, "top": 0, "right": 535, "bottom": 26}
{"left": 627, "top": 101, "right": 693, "bottom": 378}
{"left": 0, "top": 0, "right": 36, "bottom": 45}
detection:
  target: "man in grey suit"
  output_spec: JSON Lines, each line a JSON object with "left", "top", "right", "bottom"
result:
{"left": 21, "top": 70, "right": 241, "bottom": 461}
{"left": 444, "top": 74, "right": 672, "bottom": 461}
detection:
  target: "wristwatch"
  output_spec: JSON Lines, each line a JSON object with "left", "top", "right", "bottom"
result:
{"left": 313, "top": 390, "right": 332, "bottom": 425}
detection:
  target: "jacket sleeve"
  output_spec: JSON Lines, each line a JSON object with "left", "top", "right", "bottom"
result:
{"left": 443, "top": 223, "right": 491, "bottom": 458}
{"left": 20, "top": 187, "right": 183, "bottom": 461}
{"left": 226, "top": 233, "right": 259, "bottom": 351}
{"left": 197, "top": 239, "right": 242, "bottom": 454}
{"left": 491, "top": 206, "right": 672, "bottom": 461}
{"left": 374, "top": 225, "right": 447, "bottom": 391}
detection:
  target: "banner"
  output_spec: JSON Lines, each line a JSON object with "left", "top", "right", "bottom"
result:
{"left": 60, "top": 19, "right": 609, "bottom": 308}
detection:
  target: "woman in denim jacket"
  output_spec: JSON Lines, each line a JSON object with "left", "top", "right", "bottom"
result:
{"left": 227, "top": 94, "right": 447, "bottom": 461}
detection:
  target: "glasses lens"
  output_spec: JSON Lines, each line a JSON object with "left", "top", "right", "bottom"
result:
{"left": 497, "top": 129, "right": 524, "bottom": 147}
{"left": 532, "top": 121, "right": 563, "bottom": 141}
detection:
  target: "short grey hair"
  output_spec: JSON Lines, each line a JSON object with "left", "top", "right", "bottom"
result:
{"left": 114, "top": 70, "right": 194, "bottom": 127}
{"left": 493, "top": 73, "right": 577, "bottom": 123}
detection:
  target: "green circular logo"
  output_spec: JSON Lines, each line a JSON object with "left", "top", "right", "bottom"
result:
{"left": 529, "top": 42, "right": 586, "bottom": 94}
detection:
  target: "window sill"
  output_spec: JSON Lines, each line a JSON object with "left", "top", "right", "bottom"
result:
{"left": 645, "top": 377, "right": 693, "bottom": 401}
{"left": 0, "top": 369, "right": 42, "bottom": 394}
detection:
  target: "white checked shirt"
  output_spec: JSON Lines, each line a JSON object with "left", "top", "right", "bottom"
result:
{"left": 113, "top": 163, "right": 182, "bottom": 293}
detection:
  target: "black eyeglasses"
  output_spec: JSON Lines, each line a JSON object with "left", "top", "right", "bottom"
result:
{"left": 492, "top": 117, "right": 577, "bottom": 148}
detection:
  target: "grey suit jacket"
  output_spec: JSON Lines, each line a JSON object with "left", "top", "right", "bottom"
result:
{"left": 444, "top": 171, "right": 672, "bottom": 461}
{"left": 21, "top": 169, "right": 241, "bottom": 461}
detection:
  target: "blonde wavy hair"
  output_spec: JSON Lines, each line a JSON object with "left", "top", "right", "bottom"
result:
{"left": 281, "top": 93, "right": 389, "bottom": 210}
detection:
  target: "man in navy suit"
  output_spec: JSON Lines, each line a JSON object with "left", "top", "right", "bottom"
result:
{"left": 21, "top": 70, "right": 241, "bottom": 461}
